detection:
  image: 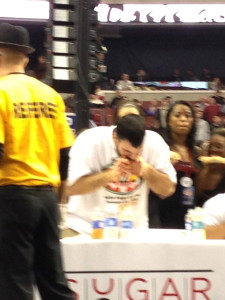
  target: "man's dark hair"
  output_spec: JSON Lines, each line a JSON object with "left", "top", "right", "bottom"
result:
{"left": 116, "top": 114, "right": 146, "bottom": 147}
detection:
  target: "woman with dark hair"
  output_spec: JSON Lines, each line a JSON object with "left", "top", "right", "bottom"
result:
{"left": 151, "top": 100, "right": 200, "bottom": 229}
{"left": 196, "top": 128, "right": 225, "bottom": 206}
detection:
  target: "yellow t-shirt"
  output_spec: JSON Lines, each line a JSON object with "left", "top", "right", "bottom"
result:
{"left": 0, "top": 74, "right": 74, "bottom": 187}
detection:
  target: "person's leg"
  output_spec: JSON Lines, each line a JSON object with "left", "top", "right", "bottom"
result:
{"left": 0, "top": 187, "right": 40, "bottom": 300}
{"left": 34, "top": 189, "right": 74, "bottom": 300}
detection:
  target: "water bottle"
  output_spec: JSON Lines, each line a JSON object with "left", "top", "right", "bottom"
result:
{"left": 104, "top": 203, "right": 119, "bottom": 239}
{"left": 91, "top": 207, "right": 104, "bottom": 239}
{"left": 120, "top": 205, "right": 134, "bottom": 239}
{"left": 185, "top": 209, "right": 193, "bottom": 232}
{"left": 191, "top": 207, "right": 206, "bottom": 240}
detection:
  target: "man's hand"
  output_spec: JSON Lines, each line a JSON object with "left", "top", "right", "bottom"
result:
{"left": 130, "top": 157, "right": 147, "bottom": 177}
{"left": 109, "top": 158, "right": 132, "bottom": 181}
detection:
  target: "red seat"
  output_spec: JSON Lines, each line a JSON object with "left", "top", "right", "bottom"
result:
{"left": 105, "top": 107, "right": 115, "bottom": 126}
{"left": 90, "top": 108, "right": 105, "bottom": 126}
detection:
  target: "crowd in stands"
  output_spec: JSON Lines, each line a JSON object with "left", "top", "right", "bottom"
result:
{"left": 27, "top": 55, "right": 225, "bottom": 237}
{"left": 93, "top": 67, "right": 225, "bottom": 91}
{"left": 87, "top": 87, "right": 225, "bottom": 134}
{"left": 27, "top": 52, "right": 225, "bottom": 93}
{"left": 73, "top": 92, "right": 225, "bottom": 233}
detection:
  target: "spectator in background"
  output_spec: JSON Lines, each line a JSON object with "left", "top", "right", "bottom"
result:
{"left": 94, "top": 84, "right": 105, "bottom": 102}
{"left": 116, "top": 73, "right": 135, "bottom": 91}
{"left": 200, "top": 68, "right": 214, "bottom": 82}
{"left": 197, "top": 96, "right": 209, "bottom": 111}
{"left": 196, "top": 128, "right": 225, "bottom": 207}
{"left": 212, "top": 90, "right": 225, "bottom": 105}
{"left": 210, "top": 115, "right": 224, "bottom": 131}
{"left": 203, "top": 96, "right": 221, "bottom": 124}
{"left": 0, "top": 23, "right": 74, "bottom": 300}
{"left": 156, "top": 96, "right": 172, "bottom": 138}
{"left": 28, "top": 54, "right": 48, "bottom": 83}
{"left": 133, "top": 99, "right": 147, "bottom": 116}
{"left": 113, "top": 99, "right": 142, "bottom": 124}
{"left": 64, "top": 94, "right": 97, "bottom": 129}
{"left": 133, "top": 69, "right": 148, "bottom": 82}
{"left": 194, "top": 105, "right": 210, "bottom": 147}
{"left": 64, "top": 94, "right": 77, "bottom": 113}
{"left": 210, "top": 77, "right": 224, "bottom": 92}
{"left": 184, "top": 69, "right": 199, "bottom": 81}
{"left": 96, "top": 51, "right": 108, "bottom": 89}
{"left": 122, "top": 96, "right": 129, "bottom": 102}
{"left": 169, "top": 68, "right": 184, "bottom": 82}
{"left": 220, "top": 97, "right": 225, "bottom": 116}
{"left": 89, "top": 85, "right": 105, "bottom": 108}
{"left": 145, "top": 99, "right": 159, "bottom": 117}
{"left": 145, "top": 100, "right": 161, "bottom": 133}
{"left": 110, "top": 89, "right": 125, "bottom": 108}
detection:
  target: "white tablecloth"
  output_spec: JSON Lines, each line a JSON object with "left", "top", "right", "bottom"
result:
{"left": 35, "top": 229, "right": 225, "bottom": 299}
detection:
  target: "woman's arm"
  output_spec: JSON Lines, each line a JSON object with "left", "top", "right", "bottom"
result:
{"left": 205, "top": 222, "right": 225, "bottom": 239}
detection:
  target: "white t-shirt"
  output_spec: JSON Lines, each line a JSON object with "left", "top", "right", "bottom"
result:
{"left": 67, "top": 126, "right": 176, "bottom": 230}
{"left": 203, "top": 193, "right": 225, "bottom": 225}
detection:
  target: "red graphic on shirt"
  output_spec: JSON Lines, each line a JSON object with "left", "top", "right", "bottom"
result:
{"left": 105, "top": 174, "right": 141, "bottom": 195}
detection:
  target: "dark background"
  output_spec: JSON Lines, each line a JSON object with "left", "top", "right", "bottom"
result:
{"left": 9, "top": 21, "right": 225, "bottom": 85}
{"left": 103, "top": 25, "right": 225, "bottom": 82}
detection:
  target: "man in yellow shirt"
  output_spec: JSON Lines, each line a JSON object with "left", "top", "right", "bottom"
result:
{"left": 0, "top": 23, "right": 75, "bottom": 299}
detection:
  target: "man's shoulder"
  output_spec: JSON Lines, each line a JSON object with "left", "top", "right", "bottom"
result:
{"left": 74, "top": 126, "right": 114, "bottom": 153}
{"left": 77, "top": 126, "right": 114, "bottom": 140}
{"left": 143, "top": 130, "right": 168, "bottom": 149}
{"left": 144, "top": 129, "right": 165, "bottom": 141}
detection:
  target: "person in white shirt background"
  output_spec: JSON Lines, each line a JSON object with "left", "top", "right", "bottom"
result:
{"left": 203, "top": 193, "right": 225, "bottom": 239}
{"left": 116, "top": 73, "right": 135, "bottom": 91}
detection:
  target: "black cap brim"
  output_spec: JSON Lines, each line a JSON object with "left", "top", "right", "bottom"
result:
{"left": 0, "top": 42, "right": 35, "bottom": 54}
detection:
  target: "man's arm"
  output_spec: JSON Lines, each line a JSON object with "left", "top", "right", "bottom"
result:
{"left": 131, "top": 157, "right": 176, "bottom": 198}
{"left": 67, "top": 158, "right": 131, "bottom": 196}
{"left": 58, "top": 147, "right": 70, "bottom": 204}
{"left": 141, "top": 163, "right": 176, "bottom": 198}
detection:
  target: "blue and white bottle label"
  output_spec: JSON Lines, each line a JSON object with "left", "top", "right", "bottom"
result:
{"left": 121, "top": 220, "right": 133, "bottom": 229}
{"left": 92, "top": 220, "right": 104, "bottom": 229}
{"left": 105, "top": 217, "right": 118, "bottom": 227}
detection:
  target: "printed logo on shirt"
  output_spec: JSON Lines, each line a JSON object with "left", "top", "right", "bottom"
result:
{"left": 103, "top": 159, "right": 142, "bottom": 195}
{"left": 13, "top": 102, "right": 57, "bottom": 119}
{"left": 105, "top": 174, "right": 142, "bottom": 195}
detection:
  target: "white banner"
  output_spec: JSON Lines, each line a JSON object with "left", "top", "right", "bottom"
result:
{"left": 96, "top": 4, "right": 225, "bottom": 24}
